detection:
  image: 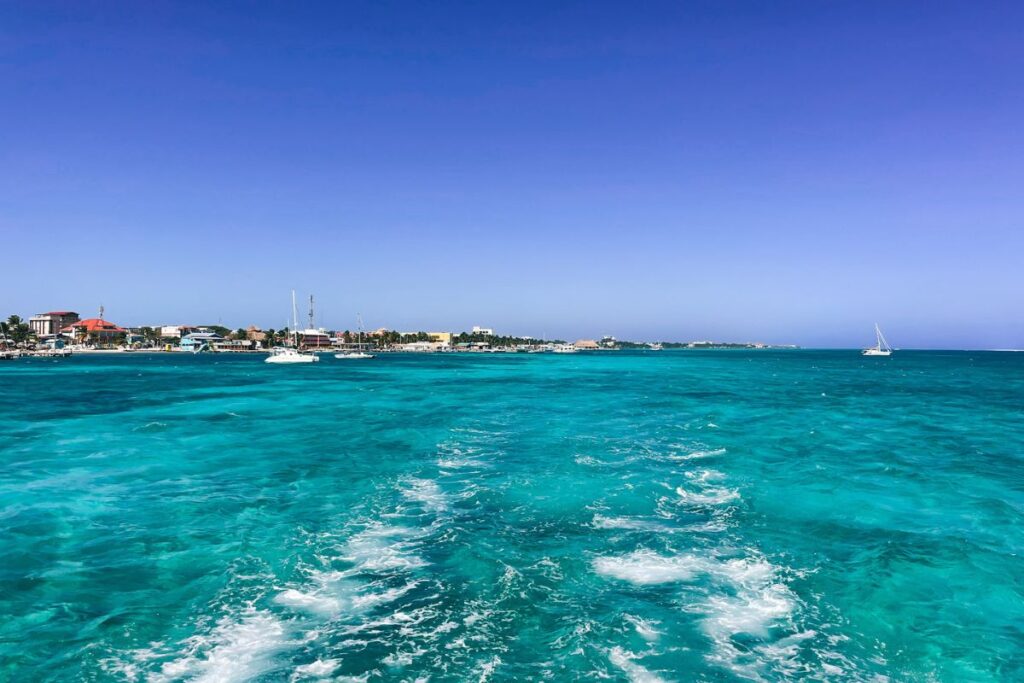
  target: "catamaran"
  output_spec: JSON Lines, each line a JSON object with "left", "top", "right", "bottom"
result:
{"left": 335, "top": 314, "right": 374, "bottom": 359}
{"left": 266, "top": 291, "right": 320, "bottom": 364}
{"left": 862, "top": 324, "right": 893, "bottom": 356}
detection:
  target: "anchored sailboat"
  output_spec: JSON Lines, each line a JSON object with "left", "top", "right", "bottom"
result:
{"left": 265, "top": 291, "right": 320, "bottom": 364}
{"left": 335, "top": 314, "right": 374, "bottom": 359}
{"left": 862, "top": 324, "right": 893, "bottom": 356}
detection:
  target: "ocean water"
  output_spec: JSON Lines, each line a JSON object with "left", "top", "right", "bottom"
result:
{"left": 1, "top": 350, "right": 1022, "bottom": 682}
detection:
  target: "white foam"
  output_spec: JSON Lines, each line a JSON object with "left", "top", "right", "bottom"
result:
{"left": 703, "top": 582, "right": 795, "bottom": 638}
{"left": 436, "top": 442, "right": 484, "bottom": 470}
{"left": 700, "top": 556, "right": 802, "bottom": 677}
{"left": 592, "top": 551, "right": 702, "bottom": 584}
{"left": 624, "top": 614, "right": 662, "bottom": 642}
{"left": 675, "top": 487, "right": 740, "bottom": 505}
{"left": 274, "top": 588, "right": 344, "bottom": 617}
{"left": 382, "top": 647, "right": 427, "bottom": 667}
{"left": 594, "top": 550, "right": 803, "bottom": 676}
{"left": 350, "top": 580, "right": 418, "bottom": 610}
{"left": 342, "top": 524, "right": 427, "bottom": 572}
{"left": 476, "top": 655, "right": 502, "bottom": 682}
{"left": 402, "top": 478, "right": 448, "bottom": 513}
{"left": 99, "top": 655, "right": 140, "bottom": 681}
{"left": 673, "top": 447, "right": 726, "bottom": 461}
{"left": 291, "top": 658, "right": 340, "bottom": 680}
{"left": 151, "top": 609, "right": 289, "bottom": 683}
{"left": 608, "top": 647, "right": 669, "bottom": 683}
{"left": 685, "top": 469, "right": 726, "bottom": 483}
{"left": 592, "top": 515, "right": 675, "bottom": 533}
{"left": 717, "top": 557, "right": 775, "bottom": 586}
{"left": 437, "top": 457, "right": 473, "bottom": 469}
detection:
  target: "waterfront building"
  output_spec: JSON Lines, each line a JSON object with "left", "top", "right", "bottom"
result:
{"left": 29, "top": 311, "right": 79, "bottom": 337}
{"left": 62, "top": 318, "right": 126, "bottom": 345}
{"left": 246, "top": 326, "right": 267, "bottom": 343}
{"left": 298, "top": 328, "right": 332, "bottom": 349}
{"left": 180, "top": 331, "right": 223, "bottom": 353}
{"left": 455, "top": 341, "right": 490, "bottom": 351}
{"left": 428, "top": 332, "right": 453, "bottom": 345}
{"left": 574, "top": 339, "right": 600, "bottom": 350}
{"left": 159, "top": 325, "right": 199, "bottom": 338}
{"left": 212, "top": 339, "right": 256, "bottom": 352}
{"left": 471, "top": 326, "right": 494, "bottom": 336}
{"left": 398, "top": 341, "right": 447, "bottom": 352}
{"left": 124, "top": 330, "right": 145, "bottom": 346}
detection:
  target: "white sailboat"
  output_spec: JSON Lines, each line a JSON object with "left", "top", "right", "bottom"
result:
{"left": 266, "top": 291, "right": 320, "bottom": 364}
{"left": 335, "top": 314, "right": 374, "bottom": 359}
{"left": 862, "top": 323, "right": 893, "bottom": 356}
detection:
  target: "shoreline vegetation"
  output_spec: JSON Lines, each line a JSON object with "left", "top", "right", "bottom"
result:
{"left": 1, "top": 312, "right": 795, "bottom": 356}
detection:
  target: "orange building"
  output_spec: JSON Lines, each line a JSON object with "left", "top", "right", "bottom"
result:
{"left": 62, "top": 318, "right": 126, "bottom": 344}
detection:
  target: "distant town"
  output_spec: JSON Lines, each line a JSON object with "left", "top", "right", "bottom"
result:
{"left": 0, "top": 306, "right": 794, "bottom": 359}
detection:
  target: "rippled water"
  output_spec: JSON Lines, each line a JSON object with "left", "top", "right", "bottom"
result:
{"left": 1, "top": 350, "right": 1022, "bottom": 681}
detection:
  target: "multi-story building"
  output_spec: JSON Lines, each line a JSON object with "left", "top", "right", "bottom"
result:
{"left": 246, "top": 326, "right": 267, "bottom": 343}
{"left": 29, "top": 311, "right": 79, "bottom": 337}
{"left": 298, "top": 328, "right": 332, "bottom": 349}
{"left": 159, "top": 325, "right": 199, "bottom": 338}
{"left": 471, "top": 326, "right": 494, "bottom": 336}
{"left": 180, "top": 331, "right": 223, "bottom": 353}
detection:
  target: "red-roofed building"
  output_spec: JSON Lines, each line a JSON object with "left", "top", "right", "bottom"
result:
{"left": 62, "top": 318, "right": 126, "bottom": 344}
{"left": 29, "top": 311, "right": 80, "bottom": 337}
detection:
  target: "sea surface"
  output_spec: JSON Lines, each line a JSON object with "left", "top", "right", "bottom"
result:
{"left": 1, "top": 350, "right": 1022, "bottom": 681}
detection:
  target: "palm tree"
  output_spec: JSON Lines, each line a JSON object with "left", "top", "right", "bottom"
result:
{"left": 5, "top": 315, "right": 32, "bottom": 345}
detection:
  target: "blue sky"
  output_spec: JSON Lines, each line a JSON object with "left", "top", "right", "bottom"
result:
{"left": 2, "top": 2, "right": 1022, "bottom": 348}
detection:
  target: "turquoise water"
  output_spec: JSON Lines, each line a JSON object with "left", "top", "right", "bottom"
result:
{"left": 1, "top": 350, "right": 1022, "bottom": 681}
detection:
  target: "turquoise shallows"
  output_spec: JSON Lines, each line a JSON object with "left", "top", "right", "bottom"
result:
{"left": 1, "top": 350, "right": 1022, "bottom": 680}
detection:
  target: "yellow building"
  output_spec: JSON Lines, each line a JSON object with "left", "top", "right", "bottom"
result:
{"left": 428, "top": 332, "right": 453, "bottom": 345}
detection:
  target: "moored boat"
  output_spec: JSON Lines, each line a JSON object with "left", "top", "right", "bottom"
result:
{"left": 862, "top": 324, "right": 893, "bottom": 356}
{"left": 266, "top": 291, "right": 321, "bottom": 364}
{"left": 266, "top": 347, "right": 319, "bottom": 364}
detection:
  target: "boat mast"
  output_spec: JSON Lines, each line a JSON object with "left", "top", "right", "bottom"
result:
{"left": 292, "top": 290, "right": 299, "bottom": 347}
{"left": 876, "top": 324, "right": 890, "bottom": 352}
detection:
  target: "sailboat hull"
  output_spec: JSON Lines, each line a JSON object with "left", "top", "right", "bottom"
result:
{"left": 862, "top": 349, "right": 891, "bottom": 356}
{"left": 265, "top": 349, "right": 319, "bottom": 363}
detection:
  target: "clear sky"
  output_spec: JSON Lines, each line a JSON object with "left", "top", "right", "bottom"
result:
{"left": 2, "top": 2, "right": 1022, "bottom": 348}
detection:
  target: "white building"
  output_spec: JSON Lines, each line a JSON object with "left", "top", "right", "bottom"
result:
{"left": 159, "top": 325, "right": 199, "bottom": 338}
{"left": 29, "top": 311, "right": 80, "bottom": 337}
{"left": 397, "top": 341, "right": 447, "bottom": 352}
{"left": 471, "top": 326, "right": 494, "bottom": 336}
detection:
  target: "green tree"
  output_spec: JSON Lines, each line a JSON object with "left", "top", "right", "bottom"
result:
{"left": 203, "top": 325, "right": 231, "bottom": 338}
{"left": 234, "top": 328, "right": 248, "bottom": 340}
{"left": 5, "top": 315, "right": 32, "bottom": 345}
{"left": 140, "top": 326, "right": 161, "bottom": 346}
